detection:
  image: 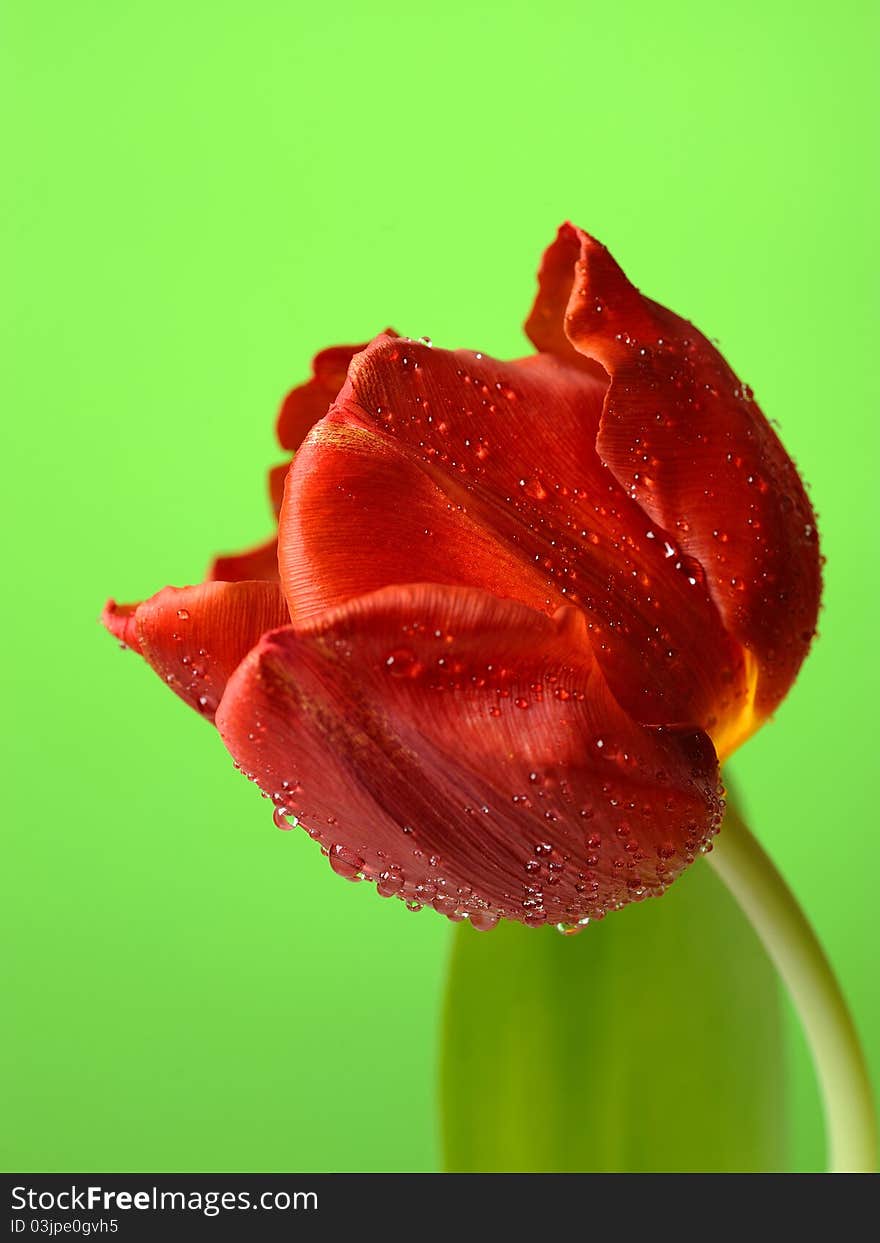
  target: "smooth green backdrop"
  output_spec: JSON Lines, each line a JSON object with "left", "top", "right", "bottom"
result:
{"left": 3, "top": 1, "right": 877, "bottom": 1172}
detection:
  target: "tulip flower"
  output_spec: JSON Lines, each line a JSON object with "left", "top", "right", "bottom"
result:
{"left": 103, "top": 224, "right": 820, "bottom": 930}
{"left": 104, "top": 224, "right": 876, "bottom": 1173}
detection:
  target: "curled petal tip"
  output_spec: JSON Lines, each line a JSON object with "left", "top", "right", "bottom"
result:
{"left": 101, "top": 599, "right": 142, "bottom": 653}
{"left": 100, "top": 581, "right": 291, "bottom": 722}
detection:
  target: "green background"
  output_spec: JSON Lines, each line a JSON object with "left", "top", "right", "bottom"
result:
{"left": 3, "top": 1, "right": 877, "bottom": 1172}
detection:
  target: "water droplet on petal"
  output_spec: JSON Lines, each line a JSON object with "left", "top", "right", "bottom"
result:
{"left": 469, "top": 911, "right": 499, "bottom": 932}
{"left": 328, "top": 843, "right": 364, "bottom": 881}
{"left": 376, "top": 867, "right": 404, "bottom": 897}
{"left": 273, "top": 806, "right": 297, "bottom": 831}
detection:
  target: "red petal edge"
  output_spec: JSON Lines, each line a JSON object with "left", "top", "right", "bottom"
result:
{"left": 276, "top": 331, "right": 398, "bottom": 452}
{"left": 268, "top": 462, "right": 289, "bottom": 519}
{"left": 102, "top": 601, "right": 141, "bottom": 653}
{"left": 215, "top": 583, "right": 722, "bottom": 927}
{"left": 102, "top": 580, "right": 291, "bottom": 721}
{"left": 209, "top": 538, "right": 279, "bottom": 583}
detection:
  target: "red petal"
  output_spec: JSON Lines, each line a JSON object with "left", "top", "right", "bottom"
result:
{"left": 276, "top": 331, "right": 398, "bottom": 452}
{"left": 526, "top": 223, "right": 821, "bottom": 726}
{"left": 209, "top": 538, "right": 279, "bottom": 583}
{"left": 279, "top": 415, "right": 553, "bottom": 619}
{"left": 280, "top": 335, "right": 751, "bottom": 743}
{"left": 101, "top": 601, "right": 142, "bottom": 653}
{"left": 216, "top": 584, "right": 722, "bottom": 926}
{"left": 268, "top": 462, "right": 289, "bottom": 519}
{"left": 525, "top": 224, "right": 608, "bottom": 384}
{"left": 102, "top": 581, "right": 290, "bottom": 720}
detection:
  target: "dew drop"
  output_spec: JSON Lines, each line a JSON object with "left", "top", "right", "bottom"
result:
{"left": 470, "top": 911, "right": 499, "bottom": 932}
{"left": 273, "top": 806, "right": 297, "bottom": 831}
{"left": 328, "top": 843, "right": 364, "bottom": 881}
{"left": 377, "top": 867, "right": 405, "bottom": 897}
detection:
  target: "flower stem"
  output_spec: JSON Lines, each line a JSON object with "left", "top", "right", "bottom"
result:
{"left": 707, "top": 796, "right": 877, "bottom": 1172}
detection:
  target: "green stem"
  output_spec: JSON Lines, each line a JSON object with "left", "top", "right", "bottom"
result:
{"left": 708, "top": 798, "right": 877, "bottom": 1173}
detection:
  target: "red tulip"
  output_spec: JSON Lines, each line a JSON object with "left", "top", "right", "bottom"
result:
{"left": 103, "top": 224, "right": 820, "bottom": 930}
